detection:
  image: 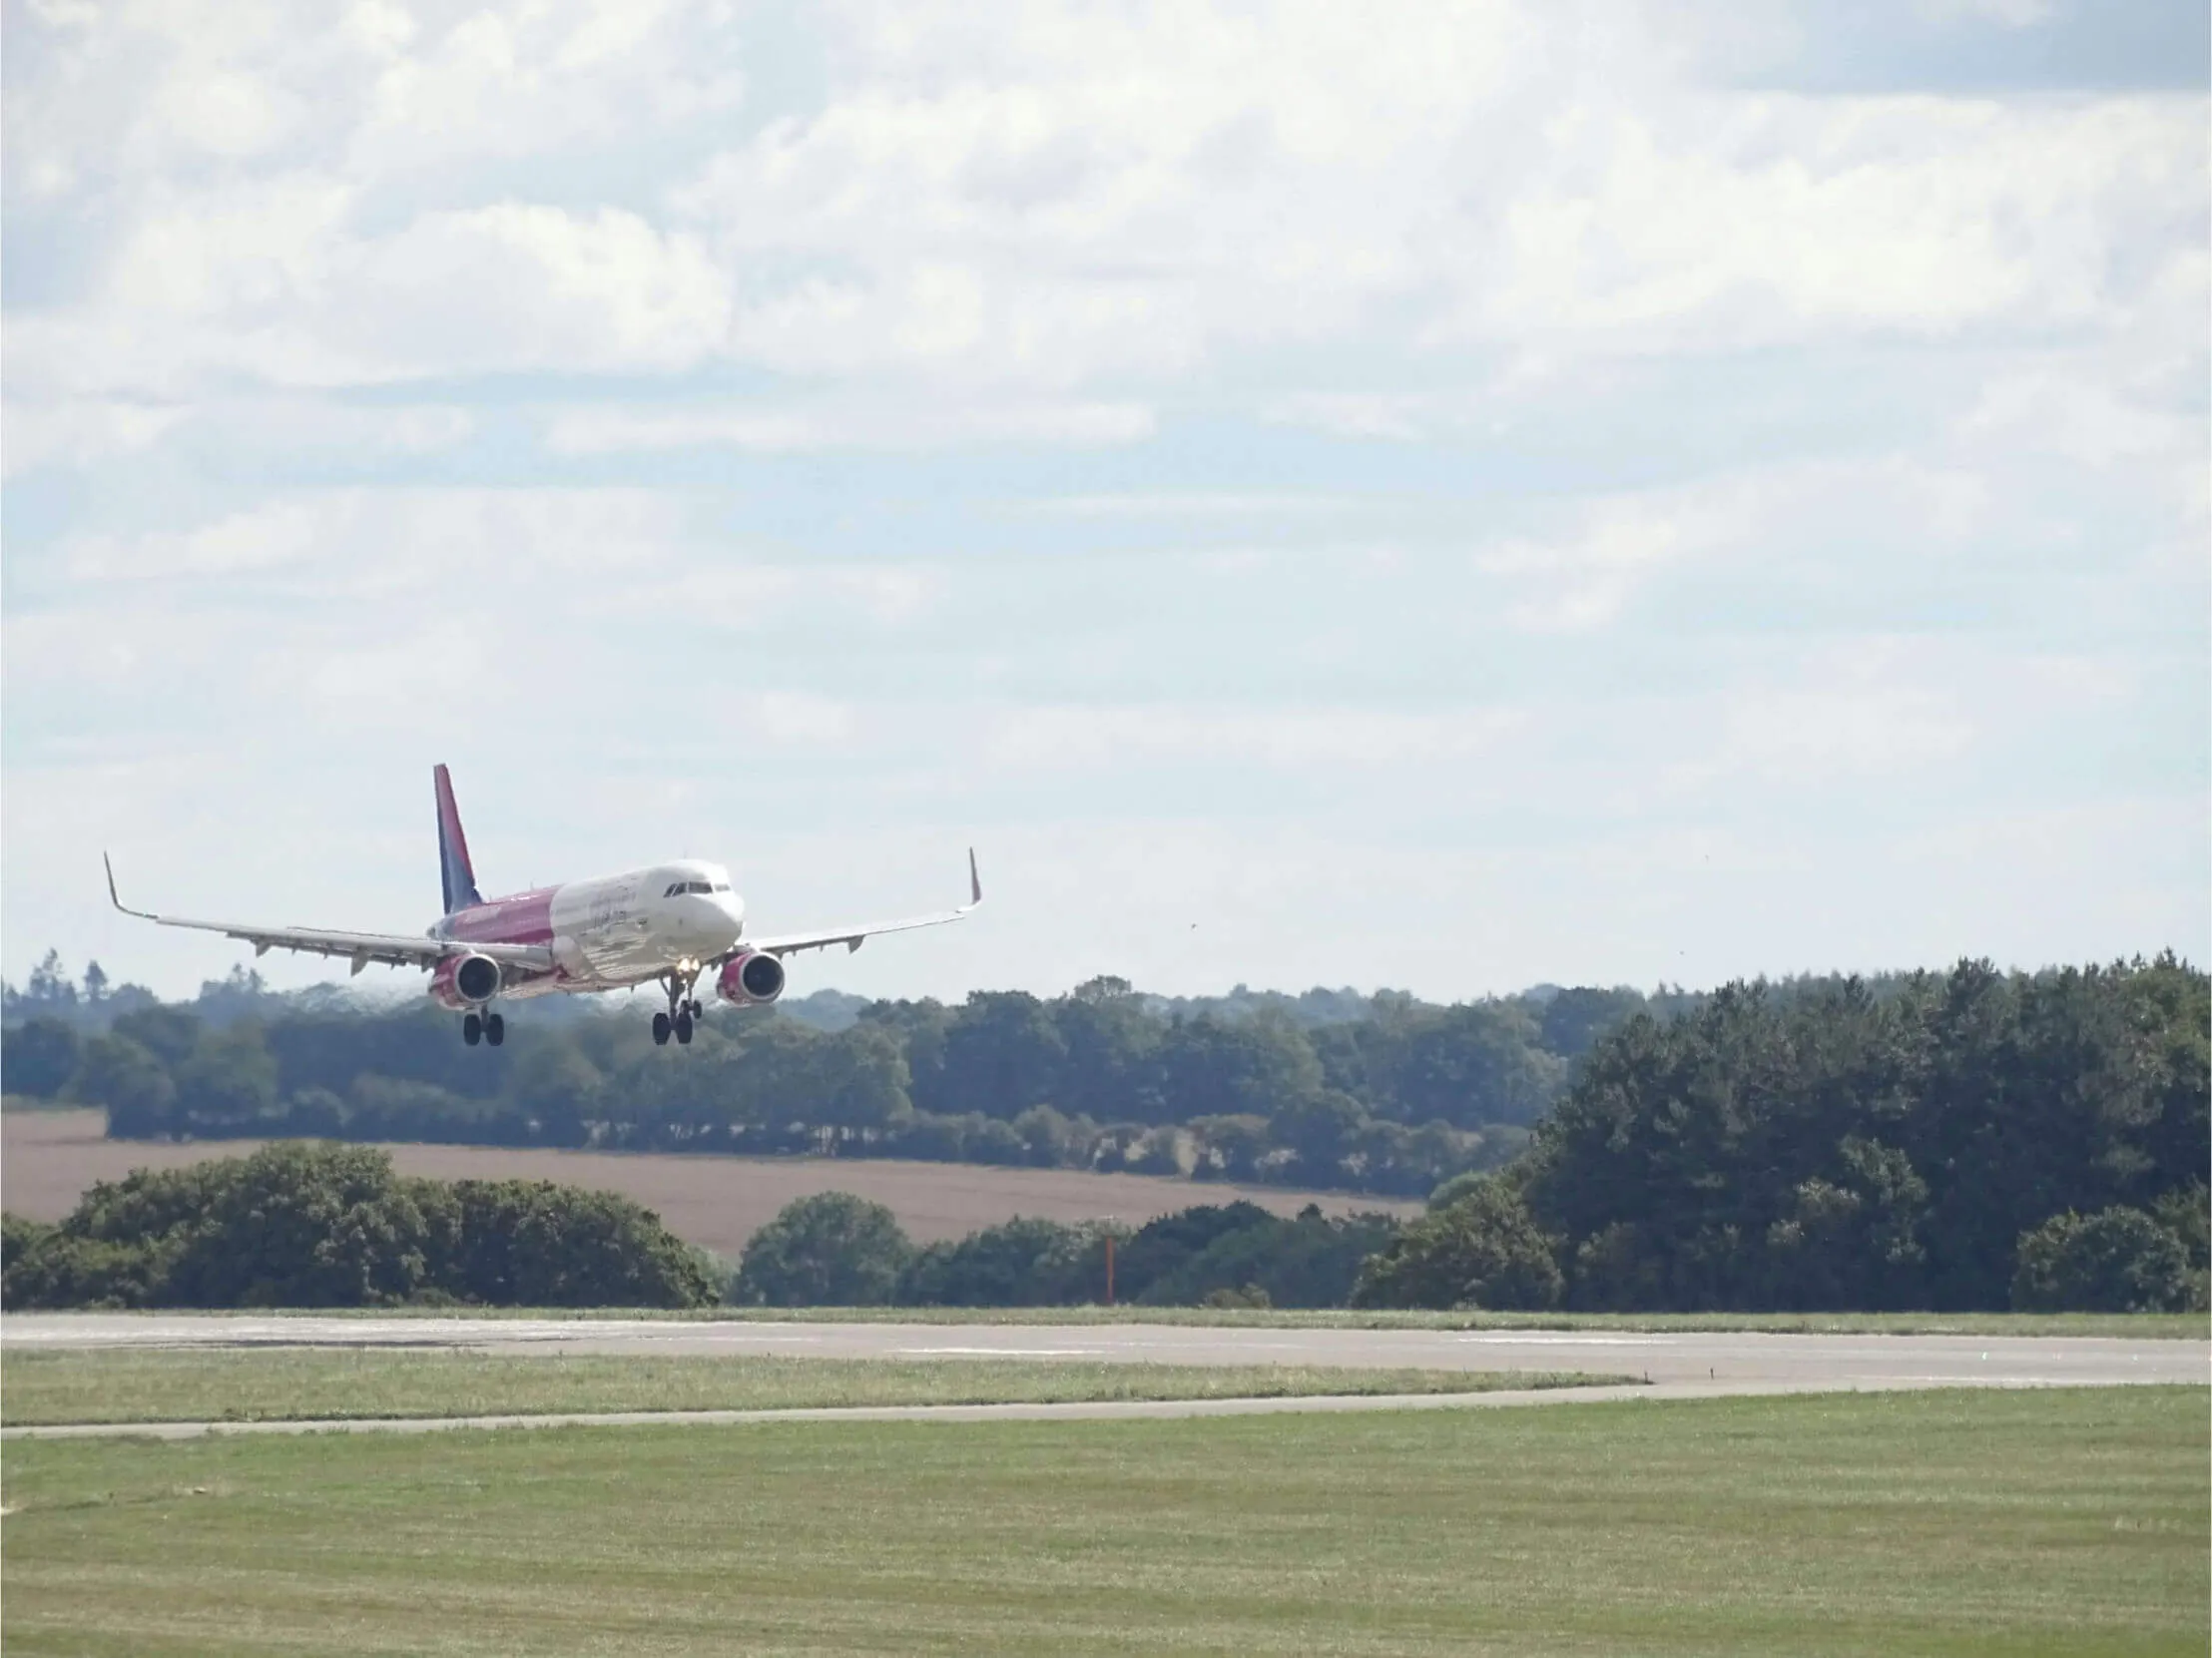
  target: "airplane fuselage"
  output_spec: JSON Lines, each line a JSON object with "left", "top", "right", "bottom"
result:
{"left": 427, "top": 858, "right": 747, "bottom": 1005}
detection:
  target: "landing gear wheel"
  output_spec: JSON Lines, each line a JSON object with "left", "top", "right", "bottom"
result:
{"left": 652, "top": 1011, "right": 672, "bottom": 1046}
{"left": 688, "top": 999, "right": 704, "bottom": 1020}
{"left": 463, "top": 1013, "right": 483, "bottom": 1047}
{"left": 675, "top": 1010, "right": 694, "bottom": 1045}
{"left": 484, "top": 1013, "right": 505, "bottom": 1047}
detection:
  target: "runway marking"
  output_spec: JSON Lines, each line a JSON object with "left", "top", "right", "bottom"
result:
{"left": 891, "top": 1346, "right": 1109, "bottom": 1359}
{"left": 1452, "top": 1334, "right": 1671, "bottom": 1347}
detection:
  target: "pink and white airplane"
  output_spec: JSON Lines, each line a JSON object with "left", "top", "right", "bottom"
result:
{"left": 105, "top": 765, "right": 980, "bottom": 1048}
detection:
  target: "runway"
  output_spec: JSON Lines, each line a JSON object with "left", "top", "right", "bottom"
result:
{"left": 5, "top": 1312, "right": 2204, "bottom": 1428}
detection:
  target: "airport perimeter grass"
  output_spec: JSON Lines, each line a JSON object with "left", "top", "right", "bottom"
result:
{"left": 0, "top": 1349, "right": 1613, "bottom": 1426}
{"left": 3, "top": 1386, "right": 2203, "bottom": 1656}
{"left": 79, "top": 1304, "right": 2208, "bottom": 1337}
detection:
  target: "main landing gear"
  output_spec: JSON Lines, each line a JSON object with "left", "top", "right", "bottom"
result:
{"left": 653, "top": 961, "right": 706, "bottom": 1046}
{"left": 462, "top": 1011, "right": 505, "bottom": 1047}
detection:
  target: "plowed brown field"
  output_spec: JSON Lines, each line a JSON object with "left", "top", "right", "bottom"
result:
{"left": 0, "top": 1109, "right": 1413, "bottom": 1259}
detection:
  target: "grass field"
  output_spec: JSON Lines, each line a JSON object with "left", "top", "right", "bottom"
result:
{"left": 3, "top": 1387, "right": 2203, "bottom": 1655}
{"left": 0, "top": 1349, "right": 1614, "bottom": 1425}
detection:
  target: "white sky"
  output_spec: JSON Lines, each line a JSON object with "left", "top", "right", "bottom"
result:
{"left": 4, "top": 0, "right": 2206, "bottom": 1003}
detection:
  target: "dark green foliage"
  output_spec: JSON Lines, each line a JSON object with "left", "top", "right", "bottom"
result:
{"left": 23, "top": 973, "right": 1635, "bottom": 1197}
{"left": 2010, "top": 1208, "right": 2194, "bottom": 1313}
{"left": 1523, "top": 956, "right": 2209, "bottom": 1312}
{"left": 732, "top": 1193, "right": 912, "bottom": 1307}
{"left": 109, "top": 1004, "right": 204, "bottom": 1067}
{"left": 426, "top": 1181, "right": 722, "bottom": 1308}
{"left": 161, "top": 1142, "right": 434, "bottom": 1307}
{"left": 722, "top": 1193, "right": 1402, "bottom": 1310}
{"left": 1, "top": 1145, "right": 716, "bottom": 1311}
{"left": 1352, "top": 1180, "right": 1565, "bottom": 1311}
{"left": 3, "top": 1212, "right": 57, "bottom": 1273}
{"left": 3, "top": 1016, "right": 81, "bottom": 1097}
{"left": 897, "top": 1216, "right": 1103, "bottom": 1307}
{"left": 69, "top": 1033, "right": 177, "bottom": 1138}
{"left": 1369, "top": 1002, "right": 1563, "bottom": 1128}
{"left": 16, "top": 952, "right": 2203, "bottom": 1311}
{"left": 1108, "top": 1202, "right": 1276, "bottom": 1302}
{"left": 1137, "top": 1206, "right": 1400, "bottom": 1309}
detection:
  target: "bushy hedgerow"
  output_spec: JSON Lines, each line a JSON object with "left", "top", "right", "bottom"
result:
{"left": 1, "top": 1143, "right": 716, "bottom": 1310}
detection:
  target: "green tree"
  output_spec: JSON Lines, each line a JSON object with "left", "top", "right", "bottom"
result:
{"left": 1052, "top": 977, "right": 1165, "bottom": 1122}
{"left": 3, "top": 1016, "right": 81, "bottom": 1098}
{"left": 733, "top": 1193, "right": 912, "bottom": 1306}
{"left": 110, "top": 1004, "right": 203, "bottom": 1067}
{"left": 937, "top": 991, "right": 1068, "bottom": 1120}
{"left": 1352, "top": 1179, "right": 1563, "bottom": 1311}
{"left": 503, "top": 1037, "right": 603, "bottom": 1147}
{"left": 1187, "top": 1114, "right": 1270, "bottom": 1181}
{"left": 1142, "top": 1207, "right": 1401, "bottom": 1309}
{"left": 1011, "top": 1104, "right": 1085, "bottom": 1168}
{"left": 1535, "top": 986, "right": 1647, "bottom": 1065}
{"left": 810, "top": 1025, "right": 913, "bottom": 1136}
{"left": 2011, "top": 1207, "right": 2193, "bottom": 1313}
{"left": 1271, "top": 1090, "right": 1366, "bottom": 1185}
{"left": 422, "top": 1179, "right": 716, "bottom": 1308}
{"left": 1160, "top": 1013, "right": 1324, "bottom": 1122}
{"left": 161, "top": 1142, "right": 436, "bottom": 1307}
{"left": 71, "top": 1033, "right": 178, "bottom": 1138}
{"left": 897, "top": 1216, "right": 1100, "bottom": 1306}
{"left": 1372, "top": 1002, "right": 1563, "bottom": 1129}
{"left": 173, "top": 1021, "right": 280, "bottom": 1134}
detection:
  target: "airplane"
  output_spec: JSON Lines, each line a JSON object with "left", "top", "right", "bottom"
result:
{"left": 104, "top": 765, "right": 980, "bottom": 1049}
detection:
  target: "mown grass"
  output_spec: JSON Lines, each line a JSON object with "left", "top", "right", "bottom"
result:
{"left": 74, "top": 1303, "right": 2208, "bottom": 1338}
{"left": 2, "top": 1387, "right": 2203, "bottom": 1656}
{"left": 0, "top": 1349, "right": 1616, "bottom": 1426}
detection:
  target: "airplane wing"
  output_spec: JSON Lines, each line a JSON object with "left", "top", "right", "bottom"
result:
{"left": 738, "top": 848, "right": 982, "bottom": 958}
{"left": 104, "top": 854, "right": 555, "bottom": 977}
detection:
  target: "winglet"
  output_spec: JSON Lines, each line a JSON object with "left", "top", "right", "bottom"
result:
{"left": 967, "top": 847, "right": 982, "bottom": 908}
{"left": 104, "top": 852, "right": 156, "bottom": 921}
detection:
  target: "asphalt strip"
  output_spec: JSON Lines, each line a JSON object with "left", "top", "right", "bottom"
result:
{"left": 0, "top": 1375, "right": 2167, "bottom": 1441}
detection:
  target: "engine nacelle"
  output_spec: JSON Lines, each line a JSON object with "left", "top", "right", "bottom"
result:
{"left": 431, "top": 951, "right": 503, "bottom": 1010}
{"left": 716, "top": 949, "right": 786, "bottom": 1006}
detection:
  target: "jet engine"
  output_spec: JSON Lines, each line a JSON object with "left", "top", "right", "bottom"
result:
{"left": 716, "top": 949, "right": 786, "bottom": 1006}
{"left": 431, "top": 951, "right": 503, "bottom": 1009}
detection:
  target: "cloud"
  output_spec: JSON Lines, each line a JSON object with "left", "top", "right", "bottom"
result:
{"left": 985, "top": 705, "right": 1524, "bottom": 771}
{"left": 545, "top": 397, "right": 1154, "bottom": 454}
{"left": 3, "top": 1, "right": 2204, "bottom": 998}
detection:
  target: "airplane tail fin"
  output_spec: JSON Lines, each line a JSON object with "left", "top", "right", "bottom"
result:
{"left": 434, "top": 764, "right": 484, "bottom": 914}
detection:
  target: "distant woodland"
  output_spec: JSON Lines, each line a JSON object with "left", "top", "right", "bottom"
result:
{"left": 4, "top": 952, "right": 2206, "bottom": 1312}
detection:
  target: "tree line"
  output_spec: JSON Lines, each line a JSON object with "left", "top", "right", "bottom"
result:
{"left": 731, "top": 1192, "right": 1396, "bottom": 1311}
{"left": 4, "top": 971, "right": 1676, "bottom": 1197}
{"left": 5, "top": 954, "right": 2204, "bottom": 1313}
{"left": 1357, "top": 956, "right": 2208, "bottom": 1313}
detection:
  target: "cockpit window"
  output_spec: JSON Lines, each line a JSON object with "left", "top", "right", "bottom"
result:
{"left": 666, "top": 879, "right": 724, "bottom": 896}
{"left": 711, "top": 881, "right": 731, "bottom": 892}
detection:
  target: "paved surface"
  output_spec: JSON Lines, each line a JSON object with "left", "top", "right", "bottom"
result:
{"left": 6, "top": 1313, "right": 2205, "bottom": 1416}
